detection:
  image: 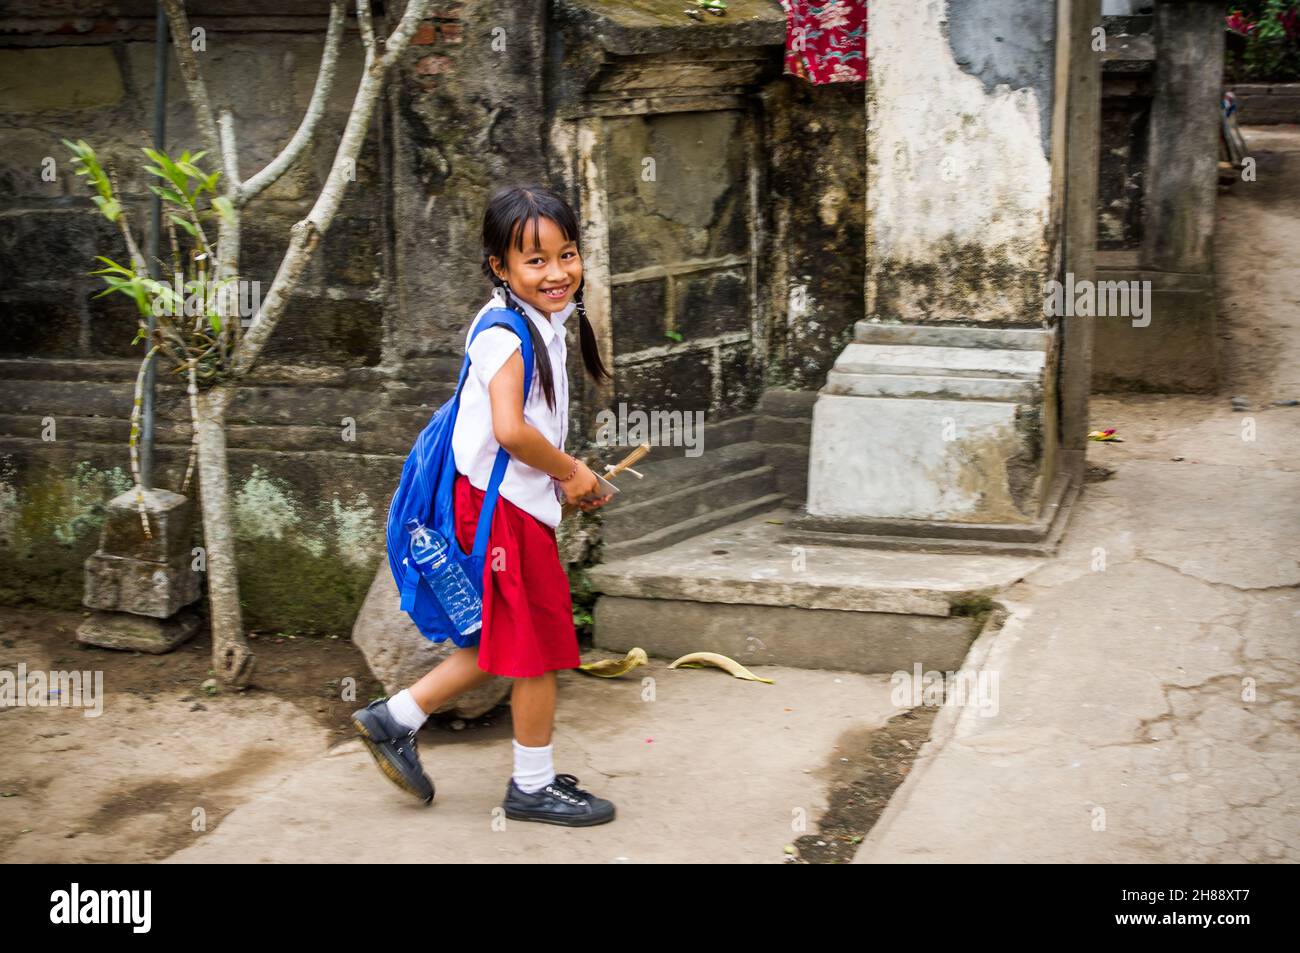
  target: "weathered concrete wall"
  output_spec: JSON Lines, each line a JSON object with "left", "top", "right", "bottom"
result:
{"left": 1097, "top": 14, "right": 1154, "bottom": 250}
{"left": 1141, "top": 0, "right": 1223, "bottom": 275}
{"left": 867, "top": 0, "right": 1055, "bottom": 326}
{"left": 1092, "top": 1, "right": 1225, "bottom": 393}
{"left": 387, "top": 0, "right": 548, "bottom": 373}
{"left": 545, "top": 0, "right": 860, "bottom": 424}
{"left": 802, "top": 0, "right": 1070, "bottom": 535}
{"left": 760, "top": 78, "right": 866, "bottom": 390}
{"left": 602, "top": 108, "right": 757, "bottom": 416}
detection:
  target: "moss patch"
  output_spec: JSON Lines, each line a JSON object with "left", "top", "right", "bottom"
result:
{"left": 0, "top": 456, "right": 133, "bottom": 608}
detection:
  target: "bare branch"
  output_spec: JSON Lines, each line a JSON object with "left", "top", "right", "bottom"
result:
{"left": 215, "top": 110, "right": 242, "bottom": 283}
{"left": 105, "top": 167, "right": 150, "bottom": 276}
{"left": 179, "top": 362, "right": 200, "bottom": 496}
{"left": 160, "top": 0, "right": 222, "bottom": 163}
{"left": 227, "top": 0, "right": 432, "bottom": 379}
{"left": 356, "top": 0, "right": 376, "bottom": 57}
{"left": 217, "top": 109, "right": 241, "bottom": 194}
{"left": 239, "top": 0, "right": 349, "bottom": 205}
{"left": 128, "top": 345, "right": 162, "bottom": 538}
{"left": 116, "top": 216, "right": 149, "bottom": 277}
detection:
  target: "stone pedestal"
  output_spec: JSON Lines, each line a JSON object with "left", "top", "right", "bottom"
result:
{"left": 796, "top": 0, "right": 1091, "bottom": 552}
{"left": 806, "top": 322, "right": 1057, "bottom": 523}
{"left": 78, "top": 486, "right": 201, "bottom": 652}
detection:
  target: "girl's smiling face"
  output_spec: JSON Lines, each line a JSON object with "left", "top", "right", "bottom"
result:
{"left": 488, "top": 215, "right": 583, "bottom": 316}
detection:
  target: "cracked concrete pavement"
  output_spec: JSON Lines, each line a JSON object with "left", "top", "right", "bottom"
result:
{"left": 854, "top": 126, "right": 1300, "bottom": 864}
{"left": 160, "top": 663, "right": 903, "bottom": 864}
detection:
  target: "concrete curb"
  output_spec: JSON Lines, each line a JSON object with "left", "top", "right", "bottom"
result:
{"left": 850, "top": 598, "right": 1028, "bottom": 863}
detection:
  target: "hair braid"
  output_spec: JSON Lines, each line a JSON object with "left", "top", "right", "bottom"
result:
{"left": 486, "top": 272, "right": 557, "bottom": 412}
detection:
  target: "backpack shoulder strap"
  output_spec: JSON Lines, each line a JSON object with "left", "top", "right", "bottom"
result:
{"left": 460, "top": 307, "right": 538, "bottom": 558}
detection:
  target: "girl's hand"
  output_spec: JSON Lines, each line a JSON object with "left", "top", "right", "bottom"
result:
{"left": 556, "top": 460, "right": 600, "bottom": 504}
{"left": 577, "top": 491, "right": 614, "bottom": 512}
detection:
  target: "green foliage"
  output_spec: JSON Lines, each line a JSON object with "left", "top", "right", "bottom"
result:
{"left": 63, "top": 138, "right": 249, "bottom": 384}
{"left": 1226, "top": 2, "right": 1300, "bottom": 82}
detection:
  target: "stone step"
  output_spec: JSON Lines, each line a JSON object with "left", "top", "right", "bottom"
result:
{"left": 602, "top": 462, "right": 779, "bottom": 543}
{"left": 787, "top": 472, "right": 1078, "bottom": 554}
{"left": 854, "top": 321, "right": 1051, "bottom": 351}
{"left": 832, "top": 343, "right": 1047, "bottom": 380}
{"left": 600, "top": 491, "right": 787, "bottom": 561}
{"left": 590, "top": 506, "right": 1041, "bottom": 673}
{"left": 601, "top": 435, "right": 766, "bottom": 502}
{"left": 757, "top": 387, "right": 819, "bottom": 417}
{"left": 0, "top": 410, "right": 428, "bottom": 456}
{"left": 775, "top": 528, "right": 1058, "bottom": 557}
{"left": 823, "top": 370, "right": 1041, "bottom": 402}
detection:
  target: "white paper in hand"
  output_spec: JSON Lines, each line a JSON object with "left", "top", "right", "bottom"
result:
{"left": 579, "top": 472, "right": 620, "bottom": 503}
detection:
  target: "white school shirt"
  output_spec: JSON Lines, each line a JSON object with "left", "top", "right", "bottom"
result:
{"left": 450, "top": 285, "right": 575, "bottom": 529}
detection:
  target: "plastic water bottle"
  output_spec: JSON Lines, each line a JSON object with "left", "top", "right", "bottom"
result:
{"left": 404, "top": 518, "right": 482, "bottom": 636}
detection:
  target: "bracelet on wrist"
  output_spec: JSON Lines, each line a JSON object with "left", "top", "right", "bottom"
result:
{"left": 558, "top": 455, "right": 578, "bottom": 483}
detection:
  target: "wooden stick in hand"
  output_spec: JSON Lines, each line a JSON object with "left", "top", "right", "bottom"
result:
{"left": 560, "top": 442, "right": 651, "bottom": 520}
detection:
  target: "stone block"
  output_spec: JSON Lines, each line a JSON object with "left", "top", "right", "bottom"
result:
{"left": 0, "top": 48, "right": 123, "bottom": 113}
{"left": 260, "top": 296, "right": 383, "bottom": 368}
{"left": 1091, "top": 284, "right": 1218, "bottom": 392}
{"left": 612, "top": 278, "right": 667, "bottom": 352}
{"left": 675, "top": 268, "right": 749, "bottom": 339}
{"left": 83, "top": 553, "right": 201, "bottom": 619}
{"left": 0, "top": 298, "right": 83, "bottom": 359}
{"left": 807, "top": 393, "right": 1045, "bottom": 523}
{"left": 805, "top": 326, "right": 1054, "bottom": 525}
{"left": 594, "top": 595, "right": 976, "bottom": 675}
{"left": 77, "top": 607, "right": 200, "bottom": 654}
{"left": 614, "top": 349, "right": 714, "bottom": 414}
{"left": 98, "top": 486, "right": 196, "bottom": 564}
{"left": 605, "top": 110, "right": 747, "bottom": 272}
{"left": 719, "top": 343, "right": 760, "bottom": 411}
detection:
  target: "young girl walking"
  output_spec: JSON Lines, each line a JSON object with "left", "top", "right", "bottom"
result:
{"left": 352, "top": 184, "right": 617, "bottom": 827}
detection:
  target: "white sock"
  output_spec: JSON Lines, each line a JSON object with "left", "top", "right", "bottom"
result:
{"left": 512, "top": 738, "right": 556, "bottom": 794}
{"left": 386, "top": 689, "right": 428, "bottom": 732}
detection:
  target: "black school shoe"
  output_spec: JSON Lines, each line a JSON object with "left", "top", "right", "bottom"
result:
{"left": 351, "top": 698, "right": 434, "bottom": 805}
{"left": 502, "top": 772, "right": 616, "bottom": 826}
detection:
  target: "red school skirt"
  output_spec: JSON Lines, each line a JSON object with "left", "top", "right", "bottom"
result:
{"left": 452, "top": 471, "right": 580, "bottom": 678}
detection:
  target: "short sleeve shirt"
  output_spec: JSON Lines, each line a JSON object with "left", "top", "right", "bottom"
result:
{"left": 450, "top": 287, "right": 576, "bottom": 528}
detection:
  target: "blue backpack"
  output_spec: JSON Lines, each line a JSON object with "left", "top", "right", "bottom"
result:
{"left": 385, "top": 307, "right": 536, "bottom": 648}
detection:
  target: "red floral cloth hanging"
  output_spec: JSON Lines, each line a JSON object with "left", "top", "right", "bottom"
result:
{"left": 779, "top": 0, "right": 867, "bottom": 84}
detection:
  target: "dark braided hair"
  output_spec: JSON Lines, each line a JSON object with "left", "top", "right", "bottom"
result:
{"left": 480, "top": 184, "right": 611, "bottom": 412}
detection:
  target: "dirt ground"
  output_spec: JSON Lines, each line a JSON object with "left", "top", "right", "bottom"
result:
{"left": 0, "top": 602, "right": 933, "bottom": 863}
{"left": 0, "top": 607, "right": 382, "bottom": 860}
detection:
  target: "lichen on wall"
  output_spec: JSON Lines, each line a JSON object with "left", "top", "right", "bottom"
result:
{"left": 0, "top": 454, "right": 135, "bottom": 606}
{"left": 230, "top": 463, "right": 381, "bottom": 636}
